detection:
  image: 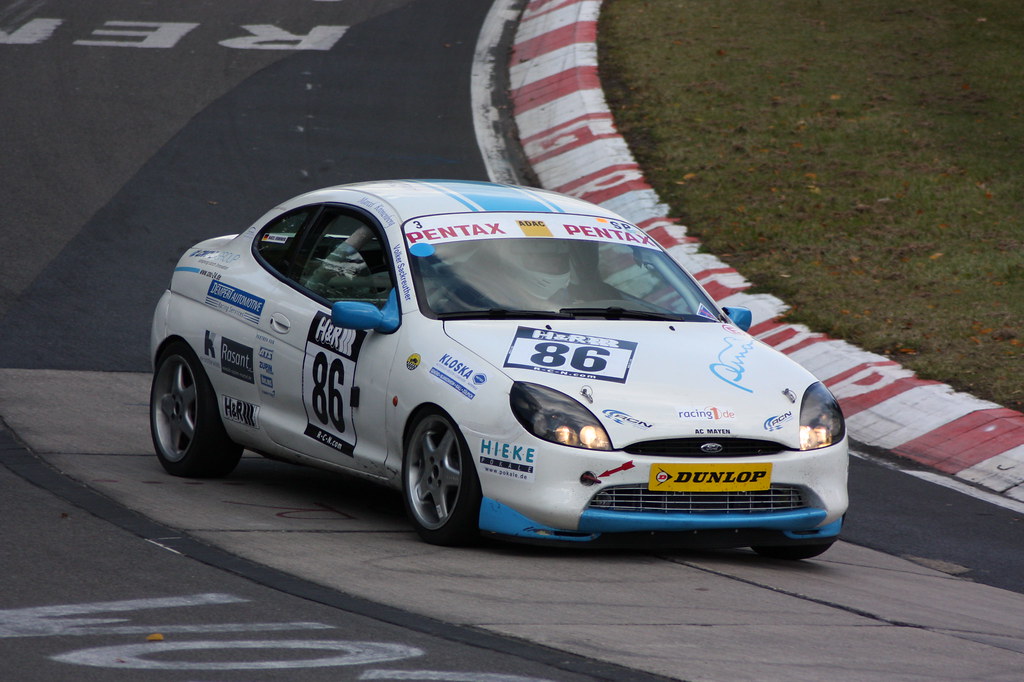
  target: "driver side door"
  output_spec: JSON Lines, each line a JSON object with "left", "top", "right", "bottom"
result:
{"left": 254, "top": 204, "right": 399, "bottom": 478}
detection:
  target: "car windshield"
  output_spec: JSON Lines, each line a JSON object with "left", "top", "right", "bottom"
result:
{"left": 403, "top": 213, "right": 721, "bottom": 321}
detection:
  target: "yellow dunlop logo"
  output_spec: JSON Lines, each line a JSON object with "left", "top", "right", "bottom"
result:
{"left": 648, "top": 463, "right": 772, "bottom": 492}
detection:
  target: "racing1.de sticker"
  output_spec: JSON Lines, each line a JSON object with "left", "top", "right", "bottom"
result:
{"left": 503, "top": 326, "right": 637, "bottom": 383}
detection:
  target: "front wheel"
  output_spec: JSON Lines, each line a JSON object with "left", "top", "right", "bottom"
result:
{"left": 150, "top": 340, "right": 243, "bottom": 478}
{"left": 402, "top": 408, "right": 481, "bottom": 546}
{"left": 751, "top": 541, "right": 835, "bottom": 560}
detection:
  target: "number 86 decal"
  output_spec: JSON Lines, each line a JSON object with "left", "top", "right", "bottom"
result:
{"left": 530, "top": 343, "right": 610, "bottom": 372}
{"left": 505, "top": 327, "right": 637, "bottom": 384}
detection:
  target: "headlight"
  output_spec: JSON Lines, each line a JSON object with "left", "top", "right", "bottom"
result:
{"left": 510, "top": 382, "right": 611, "bottom": 450}
{"left": 799, "top": 382, "right": 846, "bottom": 450}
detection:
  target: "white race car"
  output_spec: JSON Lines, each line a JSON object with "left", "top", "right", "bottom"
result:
{"left": 150, "top": 180, "right": 848, "bottom": 558}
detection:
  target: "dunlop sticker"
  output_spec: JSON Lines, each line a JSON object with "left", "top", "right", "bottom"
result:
{"left": 648, "top": 462, "right": 772, "bottom": 492}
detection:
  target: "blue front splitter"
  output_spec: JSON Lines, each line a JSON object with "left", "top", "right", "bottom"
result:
{"left": 478, "top": 497, "right": 841, "bottom": 544}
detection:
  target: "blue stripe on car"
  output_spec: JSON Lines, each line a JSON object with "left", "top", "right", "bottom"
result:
{"left": 413, "top": 180, "right": 564, "bottom": 213}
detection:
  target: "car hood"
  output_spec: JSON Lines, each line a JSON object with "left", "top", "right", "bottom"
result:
{"left": 443, "top": 319, "right": 819, "bottom": 450}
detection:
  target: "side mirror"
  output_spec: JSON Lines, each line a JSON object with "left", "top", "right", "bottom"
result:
{"left": 722, "top": 306, "right": 752, "bottom": 332}
{"left": 331, "top": 289, "right": 399, "bottom": 333}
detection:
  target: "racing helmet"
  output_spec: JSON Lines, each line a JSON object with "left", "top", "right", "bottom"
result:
{"left": 502, "top": 238, "right": 571, "bottom": 300}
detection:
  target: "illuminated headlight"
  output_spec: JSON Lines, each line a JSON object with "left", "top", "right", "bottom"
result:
{"left": 510, "top": 382, "right": 611, "bottom": 450}
{"left": 799, "top": 382, "right": 846, "bottom": 450}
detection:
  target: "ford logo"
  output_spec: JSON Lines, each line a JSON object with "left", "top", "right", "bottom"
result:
{"left": 700, "top": 442, "right": 724, "bottom": 454}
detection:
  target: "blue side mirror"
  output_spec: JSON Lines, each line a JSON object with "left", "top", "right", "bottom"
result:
{"left": 722, "top": 306, "right": 752, "bottom": 332}
{"left": 331, "top": 289, "right": 400, "bottom": 333}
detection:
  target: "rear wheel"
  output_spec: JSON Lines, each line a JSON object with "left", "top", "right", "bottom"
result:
{"left": 751, "top": 541, "right": 835, "bottom": 560}
{"left": 150, "top": 340, "right": 243, "bottom": 478}
{"left": 402, "top": 408, "right": 481, "bottom": 546}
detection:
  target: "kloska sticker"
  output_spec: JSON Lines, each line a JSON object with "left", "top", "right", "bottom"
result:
{"left": 429, "top": 353, "right": 486, "bottom": 400}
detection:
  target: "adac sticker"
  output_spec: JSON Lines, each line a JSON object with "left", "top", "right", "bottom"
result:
{"left": 516, "top": 219, "right": 552, "bottom": 237}
{"left": 406, "top": 353, "right": 421, "bottom": 370}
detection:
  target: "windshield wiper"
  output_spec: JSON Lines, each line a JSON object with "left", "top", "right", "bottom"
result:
{"left": 437, "top": 308, "right": 573, "bottom": 320}
{"left": 559, "top": 306, "right": 684, "bottom": 321}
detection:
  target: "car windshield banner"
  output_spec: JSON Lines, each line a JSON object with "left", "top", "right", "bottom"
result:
{"left": 402, "top": 212, "right": 660, "bottom": 250}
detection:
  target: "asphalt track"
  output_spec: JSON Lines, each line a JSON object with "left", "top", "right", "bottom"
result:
{"left": 0, "top": 0, "right": 500, "bottom": 371}
{"left": 0, "top": 434, "right": 623, "bottom": 682}
{"left": 1, "top": 0, "right": 1024, "bottom": 680}
{"left": 3, "top": 369, "right": 1024, "bottom": 681}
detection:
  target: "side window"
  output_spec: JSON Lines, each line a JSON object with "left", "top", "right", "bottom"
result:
{"left": 295, "top": 209, "right": 393, "bottom": 306}
{"left": 255, "top": 208, "right": 314, "bottom": 276}
{"left": 597, "top": 243, "right": 661, "bottom": 298}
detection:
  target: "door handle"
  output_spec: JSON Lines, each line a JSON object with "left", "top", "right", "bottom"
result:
{"left": 269, "top": 312, "right": 291, "bottom": 334}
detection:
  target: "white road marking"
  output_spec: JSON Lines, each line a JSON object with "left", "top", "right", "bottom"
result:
{"left": 52, "top": 640, "right": 423, "bottom": 670}
{"left": 0, "top": 594, "right": 328, "bottom": 638}
{"left": 361, "top": 671, "right": 554, "bottom": 681}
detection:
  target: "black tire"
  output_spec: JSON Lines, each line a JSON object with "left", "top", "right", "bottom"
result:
{"left": 402, "top": 408, "right": 481, "bottom": 546}
{"left": 751, "top": 541, "right": 835, "bottom": 561}
{"left": 150, "top": 340, "right": 243, "bottom": 478}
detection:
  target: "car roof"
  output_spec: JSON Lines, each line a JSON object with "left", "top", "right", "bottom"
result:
{"left": 277, "top": 180, "right": 626, "bottom": 228}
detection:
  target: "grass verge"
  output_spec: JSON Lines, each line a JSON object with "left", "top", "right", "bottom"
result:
{"left": 598, "top": 0, "right": 1023, "bottom": 410}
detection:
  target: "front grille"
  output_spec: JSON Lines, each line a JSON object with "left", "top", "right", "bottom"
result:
{"left": 588, "top": 484, "right": 806, "bottom": 514}
{"left": 623, "top": 438, "right": 789, "bottom": 458}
